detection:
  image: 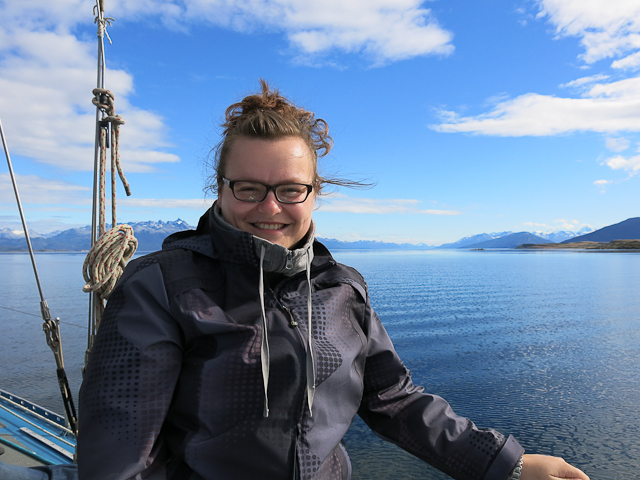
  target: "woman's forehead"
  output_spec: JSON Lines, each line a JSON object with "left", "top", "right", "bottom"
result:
{"left": 225, "top": 137, "right": 315, "bottom": 182}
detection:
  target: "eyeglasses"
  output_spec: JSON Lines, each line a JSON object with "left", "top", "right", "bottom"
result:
{"left": 222, "top": 178, "right": 313, "bottom": 204}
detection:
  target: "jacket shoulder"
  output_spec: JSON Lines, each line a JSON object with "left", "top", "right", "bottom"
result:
{"left": 315, "top": 260, "right": 369, "bottom": 303}
{"left": 123, "top": 248, "right": 225, "bottom": 301}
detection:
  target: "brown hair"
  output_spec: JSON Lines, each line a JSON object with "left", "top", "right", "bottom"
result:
{"left": 209, "top": 80, "right": 371, "bottom": 196}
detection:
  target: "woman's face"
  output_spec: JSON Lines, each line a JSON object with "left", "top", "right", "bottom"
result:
{"left": 218, "top": 136, "right": 316, "bottom": 249}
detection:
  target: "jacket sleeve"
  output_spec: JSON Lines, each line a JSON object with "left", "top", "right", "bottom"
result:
{"left": 357, "top": 295, "right": 524, "bottom": 480}
{"left": 77, "top": 257, "right": 183, "bottom": 480}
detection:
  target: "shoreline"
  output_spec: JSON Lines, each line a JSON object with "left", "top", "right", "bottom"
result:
{"left": 517, "top": 239, "right": 640, "bottom": 250}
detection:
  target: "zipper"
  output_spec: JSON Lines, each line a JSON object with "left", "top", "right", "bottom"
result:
{"left": 282, "top": 304, "right": 298, "bottom": 327}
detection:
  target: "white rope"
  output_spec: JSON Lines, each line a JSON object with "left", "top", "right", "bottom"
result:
{"left": 92, "top": 87, "right": 131, "bottom": 233}
{"left": 84, "top": 85, "right": 137, "bottom": 328}
{"left": 94, "top": 1, "right": 113, "bottom": 45}
{"left": 83, "top": 224, "right": 137, "bottom": 301}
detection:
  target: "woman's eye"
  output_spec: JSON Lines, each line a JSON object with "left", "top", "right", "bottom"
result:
{"left": 282, "top": 186, "right": 305, "bottom": 195}
{"left": 237, "top": 184, "right": 262, "bottom": 194}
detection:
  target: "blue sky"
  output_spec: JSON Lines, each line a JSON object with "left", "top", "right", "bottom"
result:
{"left": 1, "top": 0, "right": 639, "bottom": 246}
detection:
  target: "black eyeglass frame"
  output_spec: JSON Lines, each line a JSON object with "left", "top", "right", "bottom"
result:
{"left": 222, "top": 177, "right": 314, "bottom": 204}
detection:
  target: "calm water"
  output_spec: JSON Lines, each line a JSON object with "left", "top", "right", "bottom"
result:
{"left": 1, "top": 250, "right": 639, "bottom": 479}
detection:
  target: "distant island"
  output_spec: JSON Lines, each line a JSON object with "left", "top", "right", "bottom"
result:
{"left": 1, "top": 217, "right": 639, "bottom": 252}
{"left": 518, "top": 240, "right": 640, "bottom": 250}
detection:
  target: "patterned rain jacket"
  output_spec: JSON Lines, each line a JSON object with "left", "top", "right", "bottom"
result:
{"left": 77, "top": 205, "right": 524, "bottom": 480}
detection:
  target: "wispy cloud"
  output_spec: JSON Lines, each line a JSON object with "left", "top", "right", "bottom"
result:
{"left": 560, "top": 74, "right": 610, "bottom": 89}
{"left": 119, "top": 197, "right": 211, "bottom": 209}
{"left": 163, "top": 0, "right": 455, "bottom": 64}
{"left": 535, "top": 0, "right": 640, "bottom": 68}
{"left": 317, "top": 193, "right": 461, "bottom": 215}
{"left": 523, "top": 219, "right": 589, "bottom": 232}
{"left": 0, "top": 173, "right": 91, "bottom": 204}
{"left": 432, "top": 76, "right": 640, "bottom": 136}
{"left": 605, "top": 136, "right": 630, "bottom": 152}
{"left": 553, "top": 218, "right": 581, "bottom": 230}
{"left": 601, "top": 153, "right": 640, "bottom": 176}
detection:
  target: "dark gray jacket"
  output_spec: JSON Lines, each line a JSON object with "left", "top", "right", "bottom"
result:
{"left": 78, "top": 207, "right": 523, "bottom": 480}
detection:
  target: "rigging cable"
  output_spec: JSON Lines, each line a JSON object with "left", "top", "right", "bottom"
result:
{"left": 0, "top": 305, "right": 87, "bottom": 329}
{"left": 0, "top": 116, "right": 79, "bottom": 436}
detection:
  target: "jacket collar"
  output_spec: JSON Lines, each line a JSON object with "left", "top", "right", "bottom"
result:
{"left": 210, "top": 202, "right": 315, "bottom": 276}
{"left": 162, "top": 202, "right": 330, "bottom": 274}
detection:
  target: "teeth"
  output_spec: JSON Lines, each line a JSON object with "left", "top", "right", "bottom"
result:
{"left": 255, "top": 223, "right": 286, "bottom": 230}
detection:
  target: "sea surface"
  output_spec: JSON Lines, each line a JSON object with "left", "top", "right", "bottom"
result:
{"left": 1, "top": 249, "right": 639, "bottom": 479}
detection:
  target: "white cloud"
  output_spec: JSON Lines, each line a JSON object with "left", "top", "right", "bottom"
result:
{"left": 612, "top": 51, "right": 640, "bottom": 70}
{"left": 553, "top": 219, "right": 582, "bottom": 230}
{"left": 593, "top": 179, "right": 612, "bottom": 185}
{"left": 432, "top": 76, "right": 640, "bottom": 136}
{"left": 523, "top": 221, "right": 550, "bottom": 228}
{"left": 173, "top": 0, "right": 454, "bottom": 63}
{"left": 560, "top": 74, "right": 610, "bottom": 89}
{"left": 605, "top": 136, "right": 630, "bottom": 152}
{"left": 535, "top": 0, "right": 640, "bottom": 68}
{"left": 119, "top": 197, "right": 211, "bottom": 209}
{"left": 0, "top": 173, "right": 91, "bottom": 204}
{"left": 602, "top": 153, "right": 640, "bottom": 176}
{"left": 317, "top": 193, "right": 461, "bottom": 215}
{"left": 523, "top": 219, "right": 587, "bottom": 232}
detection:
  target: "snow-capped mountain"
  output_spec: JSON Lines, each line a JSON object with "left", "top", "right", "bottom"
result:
{"left": 0, "top": 220, "right": 194, "bottom": 252}
{"left": 435, "top": 231, "right": 513, "bottom": 249}
{"left": 436, "top": 226, "right": 595, "bottom": 248}
{"left": 532, "top": 227, "right": 593, "bottom": 243}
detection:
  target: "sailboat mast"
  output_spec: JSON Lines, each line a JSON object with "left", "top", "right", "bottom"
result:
{"left": 88, "top": 0, "right": 109, "bottom": 350}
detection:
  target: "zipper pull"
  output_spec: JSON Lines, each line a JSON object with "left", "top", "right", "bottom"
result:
{"left": 285, "top": 252, "right": 293, "bottom": 270}
{"left": 283, "top": 305, "right": 298, "bottom": 327}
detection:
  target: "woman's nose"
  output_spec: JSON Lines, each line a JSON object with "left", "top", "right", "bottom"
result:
{"left": 257, "top": 190, "right": 282, "bottom": 214}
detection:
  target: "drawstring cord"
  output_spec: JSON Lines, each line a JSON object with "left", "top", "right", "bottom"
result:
{"left": 259, "top": 245, "right": 270, "bottom": 417}
{"left": 305, "top": 249, "right": 316, "bottom": 416}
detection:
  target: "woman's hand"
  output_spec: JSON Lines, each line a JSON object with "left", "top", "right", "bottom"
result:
{"left": 520, "top": 454, "right": 590, "bottom": 480}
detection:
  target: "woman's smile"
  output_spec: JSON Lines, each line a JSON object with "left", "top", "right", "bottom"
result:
{"left": 253, "top": 222, "right": 288, "bottom": 230}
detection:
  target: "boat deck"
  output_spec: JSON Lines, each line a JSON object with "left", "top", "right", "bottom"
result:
{"left": 0, "top": 389, "right": 76, "bottom": 466}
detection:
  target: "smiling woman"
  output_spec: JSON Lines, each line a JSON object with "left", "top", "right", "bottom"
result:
{"left": 1, "top": 81, "right": 590, "bottom": 480}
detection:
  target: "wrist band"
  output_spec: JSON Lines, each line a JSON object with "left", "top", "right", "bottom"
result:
{"left": 510, "top": 457, "right": 523, "bottom": 480}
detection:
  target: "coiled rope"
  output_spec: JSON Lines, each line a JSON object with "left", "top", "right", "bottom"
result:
{"left": 83, "top": 87, "right": 137, "bottom": 314}
{"left": 82, "top": 224, "right": 137, "bottom": 300}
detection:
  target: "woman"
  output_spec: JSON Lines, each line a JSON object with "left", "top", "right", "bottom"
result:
{"left": 0, "top": 81, "right": 589, "bottom": 480}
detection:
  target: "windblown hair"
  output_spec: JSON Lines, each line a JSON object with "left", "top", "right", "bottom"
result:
{"left": 209, "top": 80, "right": 371, "bottom": 196}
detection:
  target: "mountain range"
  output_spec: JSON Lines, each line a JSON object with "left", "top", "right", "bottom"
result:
{"left": 0, "top": 220, "right": 193, "bottom": 252}
{"left": 560, "top": 217, "right": 640, "bottom": 244}
{"left": 434, "top": 227, "right": 593, "bottom": 249}
{"left": 1, "top": 218, "right": 638, "bottom": 252}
